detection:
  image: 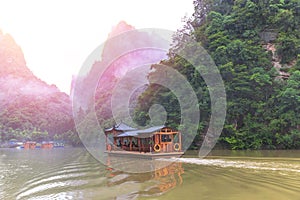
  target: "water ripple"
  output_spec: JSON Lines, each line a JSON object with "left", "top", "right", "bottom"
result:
{"left": 16, "top": 161, "right": 106, "bottom": 200}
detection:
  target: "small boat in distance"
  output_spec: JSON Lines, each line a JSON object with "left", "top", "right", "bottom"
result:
{"left": 8, "top": 140, "right": 23, "bottom": 148}
{"left": 41, "top": 141, "right": 54, "bottom": 149}
{"left": 11, "top": 141, "right": 65, "bottom": 149}
{"left": 104, "top": 123, "right": 184, "bottom": 158}
{"left": 23, "top": 141, "right": 36, "bottom": 149}
{"left": 53, "top": 141, "right": 65, "bottom": 148}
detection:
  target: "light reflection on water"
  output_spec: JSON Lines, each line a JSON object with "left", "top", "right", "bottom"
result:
{"left": 0, "top": 148, "right": 299, "bottom": 200}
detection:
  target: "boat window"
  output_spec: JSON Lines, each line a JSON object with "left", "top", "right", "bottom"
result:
{"left": 123, "top": 139, "right": 129, "bottom": 146}
{"left": 161, "top": 134, "right": 172, "bottom": 142}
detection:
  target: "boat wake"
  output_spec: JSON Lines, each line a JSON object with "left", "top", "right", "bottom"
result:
{"left": 162, "top": 157, "right": 300, "bottom": 173}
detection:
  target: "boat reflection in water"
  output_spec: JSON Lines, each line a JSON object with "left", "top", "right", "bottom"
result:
{"left": 152, "top": 161, "right": 184, "bottom": 193}
{"left": 106, "top": 155, "right": 184, "bottom": 197}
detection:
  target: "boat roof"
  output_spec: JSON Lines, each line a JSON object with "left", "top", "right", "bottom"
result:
{"left": 105, "top": 122, "right": 137, "bottom": 132}
{"left": 117, "top": 125, "right": 165, "bottom": 138}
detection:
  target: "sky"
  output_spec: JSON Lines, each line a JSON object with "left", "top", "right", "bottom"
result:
{"left": 0, "top": 0, "right": 194, "bottom": 94}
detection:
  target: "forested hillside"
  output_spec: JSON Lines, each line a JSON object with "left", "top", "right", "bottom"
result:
{"left": 134, "top": 0, "right": 300, "bottom": 149}
{"left": 0, "top": 31, "right": 79, "bottom": 145}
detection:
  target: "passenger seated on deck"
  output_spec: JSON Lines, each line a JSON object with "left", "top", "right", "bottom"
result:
{"left": 132, "top": 141, "right": 138, "bottom": 148}
{"left": 123, "top": 141, "right": 127, "bottom": 148}
{"left": 117, "top": 140, "right": 121, "bottom": 147}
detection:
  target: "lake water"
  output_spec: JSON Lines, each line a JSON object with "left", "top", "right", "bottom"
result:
{"left": 0, "top": 148, "right": 299, "bottom": 199}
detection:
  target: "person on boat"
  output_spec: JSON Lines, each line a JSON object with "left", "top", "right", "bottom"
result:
{"left": 132, "top": 141, "right": 138, "bottom": 148}
{"left": 117, "top": 139, "right": 121, "bottom": 147}
{"left": 122, "top": 141, "right": 128, "bottom": 150}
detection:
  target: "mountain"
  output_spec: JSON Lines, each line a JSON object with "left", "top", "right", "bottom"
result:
{"left": 72, "top": 21, "right": 169, "bottom": 128}
{"left": 107, "top": 20, "right": 135, "bottom": 38}
{"left": 0, "top": 30, "right": 74, "bottom": 141}
{"left": 0, "top": 30, "right": 33, "bottom": 78}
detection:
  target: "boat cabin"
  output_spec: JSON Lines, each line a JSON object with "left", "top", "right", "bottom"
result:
{"left": 105, "top": 124, "right": 182, "bottom": 154}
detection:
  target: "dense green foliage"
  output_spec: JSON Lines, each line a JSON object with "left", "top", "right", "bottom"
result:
{"left": 0, "top": 88, "right": 80, "bottom": 146}
{"left": 0, "top": 94, "right": 74, "bottom": 134}
{"left": 134, "top": 0, "right": 300, "bottom": 150}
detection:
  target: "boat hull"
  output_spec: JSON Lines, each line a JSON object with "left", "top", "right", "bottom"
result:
{"left": 105, "top": 150, "right": 184, "bottom": 159}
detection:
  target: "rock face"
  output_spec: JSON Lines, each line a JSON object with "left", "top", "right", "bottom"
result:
{"left": 263, "top": 43, "right": 296, "bottom": 80}
{"left": 0, "top": 31, "right": 32, "bottom": 78}
{"left": 72, "top": 21, "right": 168, "bottom": 127}
{"left": 0, "top": 31, "right": 74, "bottom": 135}
{"left": 108, "top": 20, "right": 135, "bottom": 38}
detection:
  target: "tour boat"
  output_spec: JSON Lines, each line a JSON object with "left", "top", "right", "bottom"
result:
{"left": 41, "top": 141, "right": 54, "bottom": 149}
{"left": 104, "top": 123, "right": 184, "bottom": 158}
